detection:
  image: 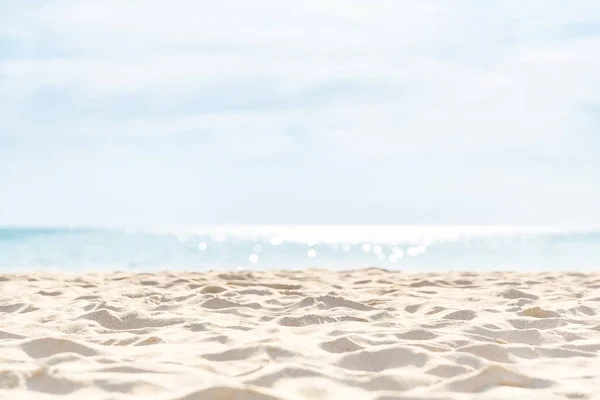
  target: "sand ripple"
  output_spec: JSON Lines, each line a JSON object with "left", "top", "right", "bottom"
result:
{"left": 1, "top": 269, "right": 600, "bottom": 399}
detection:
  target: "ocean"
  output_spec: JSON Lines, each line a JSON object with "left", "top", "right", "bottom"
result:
{"left": 0, "top": 225, "right": 599, "bottom": 273}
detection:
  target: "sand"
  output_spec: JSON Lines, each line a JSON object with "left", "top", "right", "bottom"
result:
{"left": 1, "top": 268, "right": 600, "bottom": 399}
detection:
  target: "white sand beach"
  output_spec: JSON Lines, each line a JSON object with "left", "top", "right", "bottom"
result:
{"left": 1, "top": 269, "right": 600, "bottom": 399}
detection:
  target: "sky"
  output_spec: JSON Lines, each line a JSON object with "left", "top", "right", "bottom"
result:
{"left": 0, "top": 0, "right": 599, "bottom": 227}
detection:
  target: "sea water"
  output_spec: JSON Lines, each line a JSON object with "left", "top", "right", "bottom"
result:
{"left": 0, "top": 225, "right": 599, "bottom": 273}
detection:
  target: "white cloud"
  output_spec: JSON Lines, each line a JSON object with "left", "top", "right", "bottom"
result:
{"left": 1, "top": 1, "right": 600, "bottom": 224}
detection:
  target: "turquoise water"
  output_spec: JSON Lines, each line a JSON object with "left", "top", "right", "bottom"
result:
{"left": 0, "top": 226, "right": 599, "bottom": 272}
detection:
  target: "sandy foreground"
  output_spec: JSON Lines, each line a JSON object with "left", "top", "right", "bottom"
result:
{"left": 1, "top": 269, "right": 600, "bottom": 399}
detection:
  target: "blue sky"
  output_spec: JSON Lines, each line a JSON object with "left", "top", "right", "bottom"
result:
{"left": 1, "top": 1, "right": 599, "bottom": 226}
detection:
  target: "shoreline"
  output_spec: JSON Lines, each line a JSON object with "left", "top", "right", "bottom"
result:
{"left": 4, "top": 265, "right": 600, "bottom": 274}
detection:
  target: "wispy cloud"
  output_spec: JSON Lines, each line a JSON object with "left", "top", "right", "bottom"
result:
{"left": 1, "top": 1, "right": 599, "bottom": 225}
